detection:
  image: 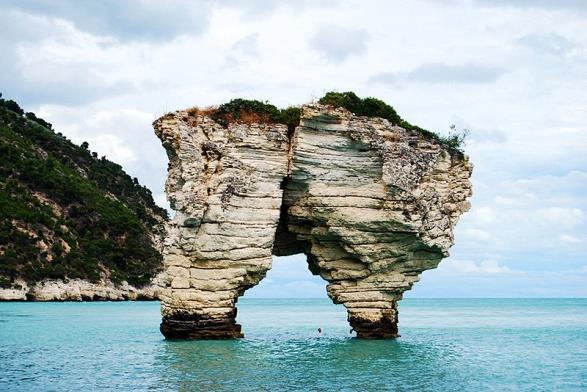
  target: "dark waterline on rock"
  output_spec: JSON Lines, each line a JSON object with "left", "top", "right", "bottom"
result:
{"left": 1, "top": 299, "right": 586, "bottom": 391}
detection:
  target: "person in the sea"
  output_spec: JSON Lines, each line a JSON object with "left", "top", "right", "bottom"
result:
{"left": 317, "top": 327, "right": 322, "bottom": 335}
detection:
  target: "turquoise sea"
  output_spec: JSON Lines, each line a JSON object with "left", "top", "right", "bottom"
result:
{"left": 1, "top": 298, "right": 586, "bottom": 391}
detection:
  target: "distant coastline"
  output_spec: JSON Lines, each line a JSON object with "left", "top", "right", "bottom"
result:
{"left": 0, "top": 276, "right": 163, "bottom": 301}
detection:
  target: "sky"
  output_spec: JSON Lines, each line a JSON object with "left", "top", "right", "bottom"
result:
{"left": 1, "top": 0, "right": 586, "bottom": 298}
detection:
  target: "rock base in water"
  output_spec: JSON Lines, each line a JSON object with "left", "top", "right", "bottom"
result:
{"left": 160, "top": 309, "right": 243, "bottom": 339}
{"left": 349, "top": 307, "right": 400, "bottom": 339}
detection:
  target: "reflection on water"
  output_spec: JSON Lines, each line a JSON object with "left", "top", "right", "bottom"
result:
{"left": 158, "top": 336, "right": 464, "bottom": 391}
{"left": 1, "top": 299, "right": 586, "bottom": 391}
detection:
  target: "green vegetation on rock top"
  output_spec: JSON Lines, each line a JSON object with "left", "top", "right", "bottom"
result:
{"left": 318, "top": 91, "right": 467, "bottom": 155}
{"left": 318, "top": 91, "right": 403, "bottom": 125}
{"left": 206, "top": 92, "right": 466, "bottom": 155}
{"left": 212, "top": 98, "right": 301, "bottom": 135}
{"left": 0, "top": 94, "right": 168, "bottom": 288}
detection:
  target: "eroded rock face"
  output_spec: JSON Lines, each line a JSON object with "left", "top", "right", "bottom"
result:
{"left": 154, "top": 104, "right": 473, "bottom": 339}
{"left": 0, "top": 276, "right": 164, "bottom": 301}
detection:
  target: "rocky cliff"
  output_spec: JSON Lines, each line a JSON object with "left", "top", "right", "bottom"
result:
{"left": 0, "top": 94, "right": 168, "bottom": 300}
{"left": 0, "top": 275, "right": 163, "bottom": 301}
{"left": 154, "top": 98, "right": 473, "bottom": 339}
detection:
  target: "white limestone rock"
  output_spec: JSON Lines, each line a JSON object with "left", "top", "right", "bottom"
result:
{"left": 0, "top": 274, "right": 165, "bottom": 301}
{"left": 155, "top": 103, "right": 473, "bottom": 339}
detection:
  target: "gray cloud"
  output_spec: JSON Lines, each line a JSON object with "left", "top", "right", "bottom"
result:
{"left": 224, "top": 33, "right": 261, "bottom": 69}
{"left": 1, "top": 0, "right": 212, "bottom": 41}
{"left": 0, "top": 10, "right": 136, "bottom": 106}
{"left": 311, "top": 26, "right": 369, "bottom": 62}
{"left": 0, "top": 7, "right": 156, "bottom": 106}
{"left": 468, "top": 128, "right": 507, "bottom": 144}
{"left": 370, "top": 63, "right": 505, "bottom": 84}
{"left": 232, "top": 33, "right": 260, "bottom": 56}
{"left": 516, "top": 33, "right": 575, "bottom": 57}
{"left": 4, "top": 69, "right": 136, "bottom": 107}
{"left": 225, "top": 33, "right": 260, "bottom": 66}
{"left": 218, "top": 0, "right": 339, "bottom": 16}
{"left": 369, "top": 72, "right": 398, "bottom": 85}
{"left": 474, "top": 0, "right": 587, "bottom": 12}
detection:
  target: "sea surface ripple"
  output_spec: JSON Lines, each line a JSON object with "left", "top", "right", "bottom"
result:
{"left": 1, "top": 298, "right": 586, "bottom": 391}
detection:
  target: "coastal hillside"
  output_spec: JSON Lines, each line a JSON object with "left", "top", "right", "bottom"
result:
{"left": 0, "top": 94, "right": 168, "bottom": 298}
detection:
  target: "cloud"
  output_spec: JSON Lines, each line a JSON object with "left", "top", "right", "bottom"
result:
{"left": 467, "top": 127, "right": 508, "bottom": 144}
{"left": 82, "top": 134, "right": 137, "bottom": 165}
{"left": 443, "top": 259, "right": 513, "bottom": 274}
{"left": 474, "top": 0, "right": 587, "bottom": 12}
{"left": 466, "top": 206, "right": 497, "bottom": 225}
{"left": 310, "top": 26, "right": 369, "bottom": 62}
{"left": 1, "top": 0, "right": 212, "bottom": 41}
{"left": 246, "top": 255, "right": 328, "bottom": 298}
{"left": 448, "top": 116, "right": 507, "bottom": 144}
{"left": 536, "top": 207, "right": 584, "bottom": 228}
{"left": 2, "top": 0, "right": 587, "bottom": 298}
{"left": 516, "top": 33, "right": 575, "bottom": 57}
{"left": 462, "top": 228, "right": 493, "bottom": 242}
{"left": 231, "top": 33, "right": 260, "bottom": 56}
{"left": 370, "top": 63, "right": 505, "bottom": 85}
{"left": 413, "top": 267, "right": 587, "bottom": 298}
{"left": 216, "top": 0, "right": 339, "bottom": 18}
{"left": 0, "top": 10, "right": 142, "bottom": 106}
{"left": 225, "top": 33, "right": 260, "bottom": 67}
{"left": 560, "top": 234, "right": 582, "bottom": 244}
{"left": 8, "top": 63, "right": 136, "bottom": 107}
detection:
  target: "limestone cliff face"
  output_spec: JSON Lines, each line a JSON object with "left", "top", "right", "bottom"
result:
{"left": 154, "top": 104, "right": 472, "bottom": 339}
{"left": 154, "top": 111, "right": 289, "bottom": 338}
{"left": 0, "top": 276, "right": 164, "bottom": 301}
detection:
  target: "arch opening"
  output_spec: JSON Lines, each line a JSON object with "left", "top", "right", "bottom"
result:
{"left": 236, "top": 254, "right": 351, "bottom": 338}
{"left": 156, "top": 103, "right": 472, "bottom": 340}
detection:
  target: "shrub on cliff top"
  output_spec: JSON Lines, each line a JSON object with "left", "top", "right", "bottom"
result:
{"left": 319, "top": 91, "right": 467, "bottom": 155}
{"left": 319, "top": 91, "right": 402, "bottom": 125}
{"left": 212, "top": 99, "right": 301, "bottom": 135}
{"left": 213, "top": 99, "right": 280, "bottom": 125}
{"left": 209, "top": 93, "right": 466, "bottom": 155}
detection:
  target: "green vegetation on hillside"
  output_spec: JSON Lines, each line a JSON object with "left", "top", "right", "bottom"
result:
{"left": 0, "top": 94, "right": 168, "bottom": 287}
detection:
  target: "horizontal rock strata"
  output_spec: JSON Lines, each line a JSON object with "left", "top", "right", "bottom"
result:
{"left": 154, "top": 111, "right": 290, "bottom": 339}
{"left": 154, "top": 104, "right": 472, "bottom": 339}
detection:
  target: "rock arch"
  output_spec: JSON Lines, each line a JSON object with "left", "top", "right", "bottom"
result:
{"left": 154, "top": 104, "right": 472, "bottom": 339}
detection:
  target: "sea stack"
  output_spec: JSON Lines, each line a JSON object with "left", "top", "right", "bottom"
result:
{"left": 154, "top": 103, "right": 473, "bottom": 339}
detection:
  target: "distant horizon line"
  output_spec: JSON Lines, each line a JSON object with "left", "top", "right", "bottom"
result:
{"left": 240, "top": 297, "right": 587, "bottom": 300}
